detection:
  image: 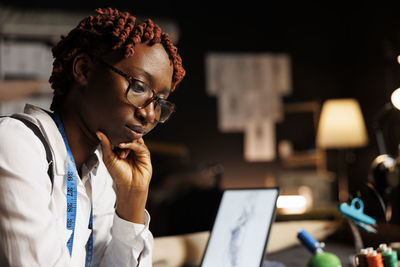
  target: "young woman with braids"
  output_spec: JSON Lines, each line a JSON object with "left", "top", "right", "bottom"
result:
{"left": 0, "top": 7, "right": 185, "bottom": 267}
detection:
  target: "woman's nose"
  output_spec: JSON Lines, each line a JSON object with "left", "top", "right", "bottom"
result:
{"left": 135, "top": 101, "right": 156, "bottom": 125}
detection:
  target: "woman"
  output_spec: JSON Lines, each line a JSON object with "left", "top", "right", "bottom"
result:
{"left": 0, "top": 7, "right": 185, "bottom": 267}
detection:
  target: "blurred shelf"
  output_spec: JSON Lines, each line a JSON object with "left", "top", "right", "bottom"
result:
{"left": 280, "top": 149, "right": 326, "bottom": 171}
{"left": 147, "top": 141, "right": 189, "bottom": 158}
{"left": 0, "top": 80, "right": 51, "bottom": 101}
{"left": 276, "top": 206, "right": 342, "bottom": 221}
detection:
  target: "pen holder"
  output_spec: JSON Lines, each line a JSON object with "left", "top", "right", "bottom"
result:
{"left": 307, "top": 252, "right": 342, "bottom": 267}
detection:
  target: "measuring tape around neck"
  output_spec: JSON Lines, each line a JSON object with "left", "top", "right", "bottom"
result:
{"left": 53, "top": 112, "right": 93, "bottom": 266}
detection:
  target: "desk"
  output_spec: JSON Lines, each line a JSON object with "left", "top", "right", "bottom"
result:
{"left": 153, "top": 220, "right": 400, "bottom": 266}
{"left": 153, "top": 220, "right": 340, "bottom": 267}
{"left": 178, "top": 242, "right": 355, "bottom": 267}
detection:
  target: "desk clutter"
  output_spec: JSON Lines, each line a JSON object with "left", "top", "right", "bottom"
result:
{"left": 295, "top": 229, "right": 400, "bottom": 267}
{"left": 297, "top": 229, "right": 342, "bottom": 267}
{"left": 354, "top": 244, "right": 399, "bottom": 267}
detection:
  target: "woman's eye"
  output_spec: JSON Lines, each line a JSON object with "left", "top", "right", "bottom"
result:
{"left": 131, "top": 83, "right": 146, "bottom": 94}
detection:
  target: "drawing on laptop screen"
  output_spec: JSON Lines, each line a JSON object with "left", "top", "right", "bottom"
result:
{"left": 201, "top": 188, "right": 279, "bottom": 267}
{"left": 225, "top": 193, "right": 256, "bottom": 267}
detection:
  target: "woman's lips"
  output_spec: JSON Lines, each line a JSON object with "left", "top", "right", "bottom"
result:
{"left": 125, "top": 124, "right": 144, "bottom": 139}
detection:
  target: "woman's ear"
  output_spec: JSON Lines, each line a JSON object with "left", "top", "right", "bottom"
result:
{"left": 72, "top": 53, "right": 92, "bottom": 86}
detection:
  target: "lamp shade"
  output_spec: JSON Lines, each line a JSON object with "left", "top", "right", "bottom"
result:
{"left": 316, "top": 99, "right": 368, "bottom": 149}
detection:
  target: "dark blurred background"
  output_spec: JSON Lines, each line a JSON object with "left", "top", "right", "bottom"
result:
{"left": 2, "top": 1, "right": 400, "bottom": 238}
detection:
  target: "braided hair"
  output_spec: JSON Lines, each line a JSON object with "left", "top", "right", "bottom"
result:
{"left": 49, "top": 7, "right": 185, "bottom": 111}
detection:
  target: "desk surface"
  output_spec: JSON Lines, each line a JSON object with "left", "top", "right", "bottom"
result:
{"left": 182, "top": 242, "right": 355, "bottom": 267}
{"left": 267, "top": 242, "right": 356, "bottom": 267}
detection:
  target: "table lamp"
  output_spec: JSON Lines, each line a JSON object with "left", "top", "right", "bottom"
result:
{"left": 316, "top": 98, "right": 369, "bottom": 202}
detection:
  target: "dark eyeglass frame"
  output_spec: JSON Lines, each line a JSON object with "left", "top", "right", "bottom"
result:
{"left": 96, "top": 58, "right": 176, "bottom": 123}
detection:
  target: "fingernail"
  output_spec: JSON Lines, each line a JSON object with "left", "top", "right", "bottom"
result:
{"left": 120, "top": 150, "right": 128, "bottom": 159}
{"left": 96, "top": 132, "right": 102, "bottom": 141}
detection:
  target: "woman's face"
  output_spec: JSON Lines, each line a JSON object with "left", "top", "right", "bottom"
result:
{"left": 79, "top": 42, "right": 174, "bottom": 146}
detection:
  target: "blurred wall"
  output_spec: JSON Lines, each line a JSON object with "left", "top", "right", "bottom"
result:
{"left": 2, "top": 2, "right": 400, "bottom": 229}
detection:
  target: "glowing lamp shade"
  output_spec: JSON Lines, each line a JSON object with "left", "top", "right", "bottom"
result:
{"left": 391, "top": 88, "right": 400, "bottom": 110}
{"left": 317, "top": 99, "right": 368, "bottom": 149}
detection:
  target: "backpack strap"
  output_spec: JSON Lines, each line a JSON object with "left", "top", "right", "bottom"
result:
{"left": 7, "top": 115, "right": 54, "bottom": 186}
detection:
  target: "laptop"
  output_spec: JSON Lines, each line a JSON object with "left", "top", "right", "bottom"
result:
{"left": 199, "top": 187, "right": 279, "bottom": 267}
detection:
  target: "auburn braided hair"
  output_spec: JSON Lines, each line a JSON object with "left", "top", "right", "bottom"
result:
{"left": 49, "top": 7, "right": 185, "bottom": 111}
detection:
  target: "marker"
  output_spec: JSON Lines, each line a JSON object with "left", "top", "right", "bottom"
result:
{"left": 297, "top": 229, "right": 324, "bottom": 254}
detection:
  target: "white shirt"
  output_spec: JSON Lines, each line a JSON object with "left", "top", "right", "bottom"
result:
{"left": 0, "top": 104, "right": 153, "bottom": 267}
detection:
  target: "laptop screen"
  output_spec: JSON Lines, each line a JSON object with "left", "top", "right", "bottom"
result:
{"left": 200, "top": 188, "right": 279, "bottom": 267}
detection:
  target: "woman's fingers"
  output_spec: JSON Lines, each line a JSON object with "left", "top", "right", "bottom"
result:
{"left": 111, "top": 147, "right": 130, "bottom": 159}
{"left": 120, "top": 149, "right": 131, "bottom": 159}
{"left": 96, "top": 131, "right": 118, "bottom": 165}
{"left": 97, "top": 132, "right": 150, "bottom": 169}
{"left": 118, "top": 138, "right": 149, "bottom": 155}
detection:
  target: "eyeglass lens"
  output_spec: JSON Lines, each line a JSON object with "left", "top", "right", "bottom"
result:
{"left": 127, "top": 83, "right": 174, "bottom": 123}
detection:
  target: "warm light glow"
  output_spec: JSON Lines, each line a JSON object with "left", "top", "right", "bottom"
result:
{"left": 277, "top": 195, "right": 307, "bottom": 214}
{"left": 316, "top": 99, "right": 368, "bottom": 148}
{"left": 391, "top": 88, "right": 400, "bottom": 110}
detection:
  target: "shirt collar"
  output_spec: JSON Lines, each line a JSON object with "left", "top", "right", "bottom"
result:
{"left": 82, "top": 152, "right": 100, "bottom": 177}
{"left": 22, "top": 104, "right": 101, "bottom": 177}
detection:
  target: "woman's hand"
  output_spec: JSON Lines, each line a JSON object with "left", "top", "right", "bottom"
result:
{"left": 96, "top": 131, "right": 152, "bottom": 224}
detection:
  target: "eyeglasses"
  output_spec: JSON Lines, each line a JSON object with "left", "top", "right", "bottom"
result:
{"left": 97, "top": 58, "right": 176, "bottom": 124}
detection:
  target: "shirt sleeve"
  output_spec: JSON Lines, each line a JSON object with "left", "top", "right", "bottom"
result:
{"left": 0, "top": 118, "right": 72, "bottom": 266}
{"left": 99, "top": 211, "right": 153, "bottom": 267}
{"left": 92, "top": 154, "right": 154, "bottom": 267}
